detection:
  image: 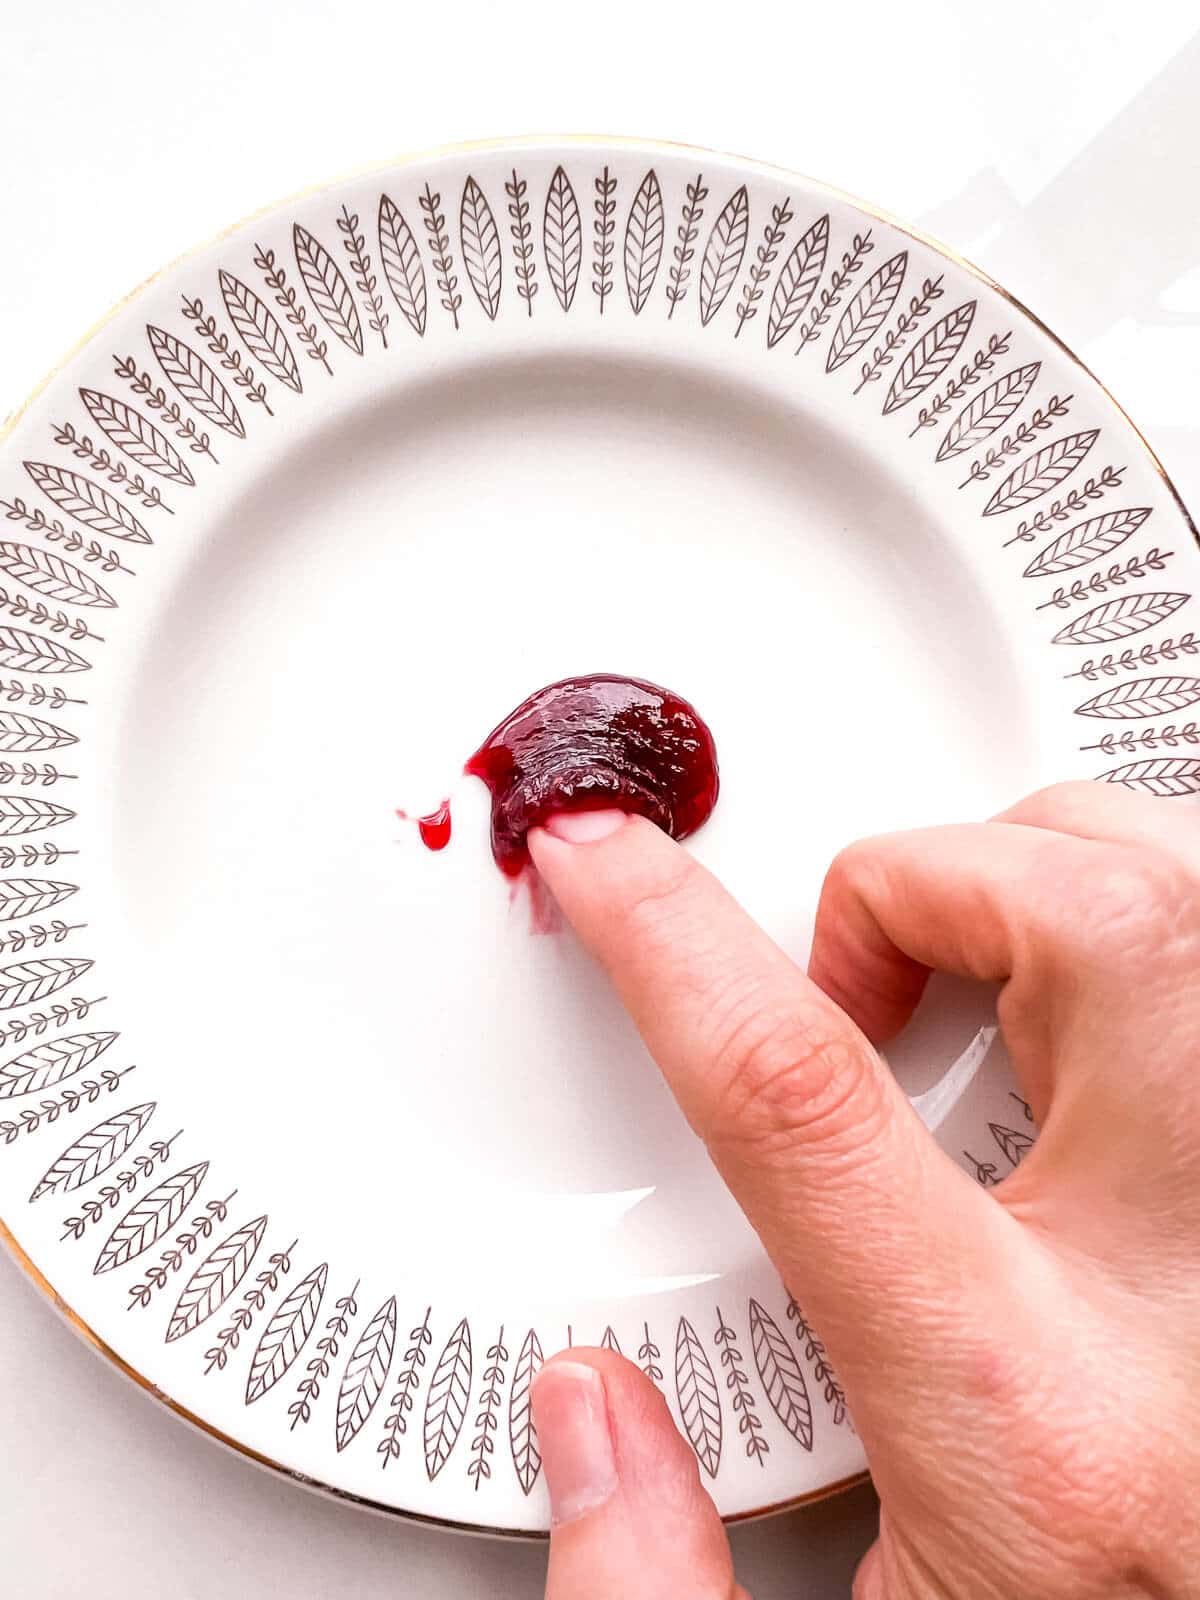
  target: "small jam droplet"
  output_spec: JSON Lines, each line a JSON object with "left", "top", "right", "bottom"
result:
{"left": 416, "top": 799, "right": 452, "bottom": 851}
{"left": 395, "top": 800, "right": 452, "bottom": 852}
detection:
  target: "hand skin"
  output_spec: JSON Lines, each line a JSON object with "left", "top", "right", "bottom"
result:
{"left": 525, "top": 784, "right": 1200, "bottom": 1600}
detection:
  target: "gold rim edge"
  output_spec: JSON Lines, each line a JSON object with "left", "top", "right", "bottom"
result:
{"left": 0, "top": 129, "right": 1191, "bottom": 1538}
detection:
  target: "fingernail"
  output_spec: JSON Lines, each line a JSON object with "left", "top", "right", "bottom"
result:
{"left": 531, "top": 1361, "right": 618, "bottom": 1526}
{"left": 543, "top": 810, "right": 628, "bottom": 844}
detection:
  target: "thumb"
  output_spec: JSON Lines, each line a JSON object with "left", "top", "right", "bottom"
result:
{"left": 532, "top": 1350, "right": 745, "bottom": 1600}
{"left": 528, "top": 813, "right": 1022, "bottom": 1432}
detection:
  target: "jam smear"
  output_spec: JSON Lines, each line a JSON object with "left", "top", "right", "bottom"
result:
{"left": 465, "top": 673, "right": 719, "bottom": 877}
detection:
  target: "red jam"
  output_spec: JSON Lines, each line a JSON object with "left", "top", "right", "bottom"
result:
{"left": 395, "top": 800, "right": 453, "bottom": 850}
{"left": 465, "top": 673, "right": 719, "bottom": 876}
{"left": 416, "top": 799, "right": 452, "bottom": 851}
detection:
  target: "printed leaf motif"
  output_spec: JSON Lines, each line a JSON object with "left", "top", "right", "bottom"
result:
{"left": 254, "top": 244, "right": 331, "bottom": 373}
{"left": 1076, "top": 676, "right": 1200, "bottom": 720}
{"left": 146, "top": 327, "right": 245, "bottom": 439}
{"left": 786, "top": 1298, "right": 850, "bottom": 1428}
{"left": 0, "top": 798, "right": 75, "bottom": 835}
{"left": 509, "top": 1327, "right": 543, "bottom": 1495}
{"left": 600, "top": 1325, "right": 621, "bottom": 1354}
{"left": 246, "top": 1263, "right": 329, "bottom": 1403}
{"left": 734, "top": 196, "right": 794, "bottom": 339}
{"left": 506, "top": 170, "right": 537, "bottom": 314}
{"left": 0, "top": 626, "right": 89, "bottom": 675}
{"left": 1053, "top": 592, "right": 1189, "bottom": 646}
{"left": 418, "top": 185, "right": 462, "bottom": 329}
{"left": 509, "top": 173, "right": 548, "bottom": 308}
{"left": 0, "top": 878, "right": 77, "bottom": 922}
{"left": 1024, "top": 507, "right": 1153, "bottom": 578}
{"left": 749, "top": 1298, "right": 813, "bottom": 1449}
{"left": 825, "top": 250, "right": 907, "bottom": 373}
{"left": 292, "top": 226, "right": 363, "bottom": 355}
{"left": 377, "top": 1306, "right": 432, "bottom": 1467}
{"left": 543, "top": 166, "right": 582, "bottom": 313}
{"left": 337, "top": 206, "right": 388, "bottom": 350}
{"left": 166, "top": 1214, "right": 268, "bottom": 1342}
{"left": 460, "top": 178, "right": 503, "bottom": 322}
{"left": 0, "top": 711, "right": 77, "bottom": 753}
{"left": 935, "top": 362, "right": 1040, "bottom": 461}
{"left": 466, "top": 1325, "right": 508, "bottom": 1487}
{"left": 714, "top": 1306, "right": 769, "bottom": 1463}
{"left": 336, "top": 1295, "right": 397, "bottom": 1452}
{"left": 851, "top": 273, "right": 944, "bottom": 391}
{"left": 0, "top": 1030, "right": 117, "bottom": 1100}
{"left": 990, "top": 1122, "right": 1034, "bottom": 1167}
{"left": 23, "top": 461, "right": 151, "bottom": 544}
{"left": 424, "top": 1317, "right": 473, "bottom": 1481}
{"left": 592, "top": 165, "right": 618, "bottom": 314}
{"left": 377, "top": 195, "right": 427, "bottom": 337}
{"left": 983, "top": 429, "right": 1099, "bottom": 515}
{"left": 219, "top": 270, "right": 302, "bottom": 394}
{"left": 0, "top": 955, "right": 91, "bottom": 1010}
{"left": 624, "top": 170, "right": 665, "bottom": 315}
{"left": 0, "top": 542, "right": 116, "bottom": 610}
{"left": 30, "top": 1101, "right": 155, "bottom": 1199}
{"left": 675, "top": 1316, "right": 722, "bottom": 1479}
{"left": 1101, "top": 756, "right": 1200, "bottom": 796}
{"left": 883, "top": 301, "right": 976, "bottom": 414}
{"left": 94, "top": 1161, "right": 208, "bottom": 1274}
{"left": 767, "top": 215, "right": 829, "bottom": 349}
{"left": 79, "top": 388, "right": 195, "bottom": 485}
{"left": 698, "top": 186, "right": 750, "bottom": 327}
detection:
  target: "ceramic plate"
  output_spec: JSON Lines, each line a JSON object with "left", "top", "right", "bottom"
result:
{"left": 0, "top": 137, "right": 1196, "bottom": 1535}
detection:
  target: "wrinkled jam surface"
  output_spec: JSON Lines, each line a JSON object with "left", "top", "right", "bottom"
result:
{"left": 465, "top": 674, "right": 720, "bottom": 876}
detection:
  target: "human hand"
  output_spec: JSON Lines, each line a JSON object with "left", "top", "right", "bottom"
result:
{"left": 526, "top": 785, "right": 1200, "bottom": 1598}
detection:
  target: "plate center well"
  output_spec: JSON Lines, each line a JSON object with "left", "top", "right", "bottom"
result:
{"left": 113, "top": 350, "right": 1037, "bottom": 1296}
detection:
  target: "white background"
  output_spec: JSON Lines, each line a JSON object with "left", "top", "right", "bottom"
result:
{"left": 2, "top": 4, "right": 1198, "bottom": 1596}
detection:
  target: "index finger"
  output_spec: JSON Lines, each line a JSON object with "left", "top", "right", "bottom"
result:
{"left": 528, "top": 812, "right": 1018, "bottom": 1426}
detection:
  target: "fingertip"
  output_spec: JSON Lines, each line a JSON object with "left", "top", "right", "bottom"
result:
{"left": 528, "top": 812, "right": 696, "bottom": 943}
{"left": 528, "top": 810, "right": 663, "bottom": 872}
{"left": 535, "top": 1349, "right": 739, "bottom": 1599}
{"left": 538, "top": 809, "right": 631, "bottom": 844}
{"left": 533, "top": 1346, "right": 686, "bottom": 1465}
{"left": 533, "top": 1346, "right": 716, "bottom": 1511}
{"left": 531, "top": 1355, "right": 618, "bottom": 1528}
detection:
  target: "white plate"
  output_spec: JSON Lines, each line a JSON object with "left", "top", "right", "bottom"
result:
{"left": 0, "top": 136, "right": 1196, "bottom": 1534}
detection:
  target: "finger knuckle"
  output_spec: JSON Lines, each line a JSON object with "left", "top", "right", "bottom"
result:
{"left": 822, "top": 838, "right": 890, "bottom": 910}
{"left": 971, "top": 1338, "right": 1173, "bottom": 1587}
{"left": 1006, "top": 779, "right": 1098, "bottom": 828}
{"left": 1014, "top": 1429, "right": 1165, "bottom": 1586}
{"left": 708, "top": 1006, "right": 884, "bottom": 1165}
{"left": 1083, "top": 850, "right": 1200, "bottom": 965}
{"left": 850, "top": 1546, "right": 885, "bottom": 1600}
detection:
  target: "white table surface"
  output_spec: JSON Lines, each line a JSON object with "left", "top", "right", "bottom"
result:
{"left": 2, "top": 4, "right": 1197, "bottom": 1595}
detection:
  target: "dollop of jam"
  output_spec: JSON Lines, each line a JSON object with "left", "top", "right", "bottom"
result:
{"left": 465, "top": 674, "right": 719, "bottom": 876}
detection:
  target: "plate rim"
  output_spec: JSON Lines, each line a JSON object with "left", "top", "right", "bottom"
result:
{"left": 5, "top": 131, "right": 1195, "bottom": 554}
{"left": 0, "top": 130, "right": 1193, "bottom": 1537}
